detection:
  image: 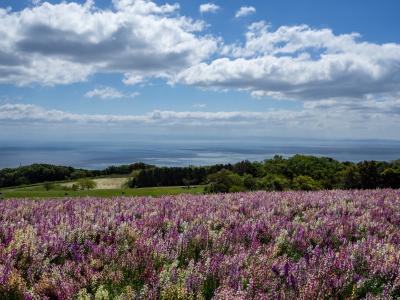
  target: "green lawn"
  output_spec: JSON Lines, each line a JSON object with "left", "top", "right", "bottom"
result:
{"left": 0, "top": 185, "right": 205, "bottom": 199}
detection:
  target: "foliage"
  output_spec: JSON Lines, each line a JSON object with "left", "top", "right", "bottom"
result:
{"left": 43, "top": 182, "right": 55, "bottom": 191}
{"left": 76, "top": 178, "right": 97, "bottom": 190}
{"left": 205, "top": 169, "right": 245, "bottom": 193}
{"left": 381, "top": 167, "right": 400, "bottom": 188}
{"left": 1, "top": 190, "right": 400, "bottom": 298}
{"left": 102, "top": 163, "right": 155, "bottom": 176}
{"left": 128, "top": 166, "right": 213, "bottom": 188}
{"left": 0, "top": 163, "right": 154, "bottom": 189}
{"left": 129, "top": 155, "right": 400, "bottom": 192}
{"left": 291, "top": 175, "right": 323, "bottom": 191}
{"left": 243, "top": 174, "right": 257, "bottom": 190}
{"left": 256, "top": 174, "right": 290, "bottom": 191}
{"left": 337, "top": 165, "right": 361, "bottom": 189}
{"left": 232, "top": 160, "right": 260, "bottom": 176}
{"left": 0, "top": 164, "right": 76, "bottom": 188}
{"left": 358, "top": 161, "right": 383, "bottom": 189}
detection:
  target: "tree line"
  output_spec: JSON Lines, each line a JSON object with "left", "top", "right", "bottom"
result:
{"left": 203, "top": 157, "right": 400, "bottom": 193}
{"left": 128, "top": 155, "right": 400, "bottom": 192}
{"left": 1, "top": 155, "right": 399, "bottom": 191}
{"left": 0, "top": 162, "right": 154, "bottom": 188}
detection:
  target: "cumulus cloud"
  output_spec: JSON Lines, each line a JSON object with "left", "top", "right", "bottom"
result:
{"left": 177, "top": 21, "right": 400, "bottom": 104}
{"left": 1, "top": 0, "right": 400, "bottom": 130}
{"left": 0, "top": 0, "right": 218, "bottom": 86}
{"left": 235, "top": 6, "right": 256, "bottom": 18}
{"left": 84, "top": 86, "right": 139, "bottom": 99}
{"left": 199, "top": 3, "right": 220, "bottom": 14}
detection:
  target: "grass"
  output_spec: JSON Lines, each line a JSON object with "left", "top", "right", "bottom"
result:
{"left": 61, "top": 177, "right": 130, "bottom": 189}
{"left": 0, "top": 176, "right": 206, "bottom": 199}
{"left": 0, "top": 185, "right": 205, "bottom": 199}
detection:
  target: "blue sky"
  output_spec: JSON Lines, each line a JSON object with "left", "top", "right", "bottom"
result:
{"left": 0, "top": 0, "right": 399, "bottom": 141}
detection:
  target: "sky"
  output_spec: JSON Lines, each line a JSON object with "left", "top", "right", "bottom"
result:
{"left": 0, "top": 0, "right": 399, "bottom": 142}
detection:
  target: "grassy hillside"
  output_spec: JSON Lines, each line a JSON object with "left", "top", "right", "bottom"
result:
{"left": 61, "top": 177, "right": 130, "bottom": 189}
{"left": 0, "top": 178, "right": 205, "bottom": 199}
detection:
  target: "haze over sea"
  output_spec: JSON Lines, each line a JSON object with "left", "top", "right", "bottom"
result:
{"left": 1, "top": 138, "right": 399, "bottom": 170}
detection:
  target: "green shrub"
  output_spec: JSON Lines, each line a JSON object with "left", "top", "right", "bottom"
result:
{"left": 257, "top": 174, "right": 290, "bottom": 191}
{"left": 76, "top": 178, "right": 97, "bottom": 190}
{"left": 291, "top": 176, "right": 322, "bottom": 191}
{"left": 205, "top": 169, "right": 245, "bottom": 193}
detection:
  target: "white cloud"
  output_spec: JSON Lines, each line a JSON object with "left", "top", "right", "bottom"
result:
{"left": 122, "top": 73, "right": 146, "bottom": 85}
{"left": 1, "top": 0, "right": 399, "bottom": 134}
{"left": 85, "top": 87, "right": 140, "bottom": 99}
{"left": 0, "top": 103, "right": 147, "bottom": 123}
{"left": 199, "top": 3, "right": 220, "bottom": 14}
{"left": 177, "top": 21, "right": 400, "bottom": 104}
{"left": 1, "top": 99, "right": 400, "bottom": 139}
{"left": 0, "top": 103, "right": 308, "bottom": 125}
{"left": 0, "top": 97, "right": 400, "bottom": 130}
{"left": 0, "top": 0, "right": 218, "bottom": 86}
{"left": 235, "top": 6, "right": 256, "bottom": 18}
{"left": 85, "top": 87, "right": 124, "bottom": 99}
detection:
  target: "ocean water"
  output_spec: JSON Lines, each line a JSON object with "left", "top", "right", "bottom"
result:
{"left": 1, "top": 138, "right": 399, "bottom": 169}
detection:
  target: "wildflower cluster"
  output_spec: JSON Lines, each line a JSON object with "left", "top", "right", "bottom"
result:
{"left": 1, "top": 190, "right": 400, "bottom": 299}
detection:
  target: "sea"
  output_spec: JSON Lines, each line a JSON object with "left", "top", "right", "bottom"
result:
{"left": 1, "top": 138, "right": 399, "bottom": 169}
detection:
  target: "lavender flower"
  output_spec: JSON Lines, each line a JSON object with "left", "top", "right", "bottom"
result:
{"left": 1, "top": 189, "right": 400, "bottom": 299}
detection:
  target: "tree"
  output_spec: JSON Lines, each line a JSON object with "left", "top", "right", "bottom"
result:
{"left": 233, "top": 160, "right": 258, "bottom": 176}
{"left": 70, "top": 170, "right": 89, "bottom": 179}
{"left": 381, "top": 168, "right": 400, "bottom": 188}
{"left": 243, "top": 174, "right": 257, "bottom": 190}
{"left": 257, "top": 174, "right": 290, "bottom": 191}
{"left": 43, "top": 182, "right": 54, "bottom": 191}
{"left": 337, "top": 165, "right": 361, "bottom": 189}
{"left": 291, "top": 176, "right": 322, "bottom": 191}
{"left": 358, "top": 161, "right": 381, "bottom": 189}
{"left": 182, "top": 178, "right": 197, "bottom": 189}
{"left": 263, "top": 155, "right": 290, "bottom": 177}
{"left": 77, "top": 178, "right": 97, "bottom": 190}
{"left": 205, "top": 169, "right": 245, "bottom": 193}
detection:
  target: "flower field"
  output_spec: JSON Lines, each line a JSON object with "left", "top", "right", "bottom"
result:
{"left": 1, "top": 190, "right": 400, "bottom": 299}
